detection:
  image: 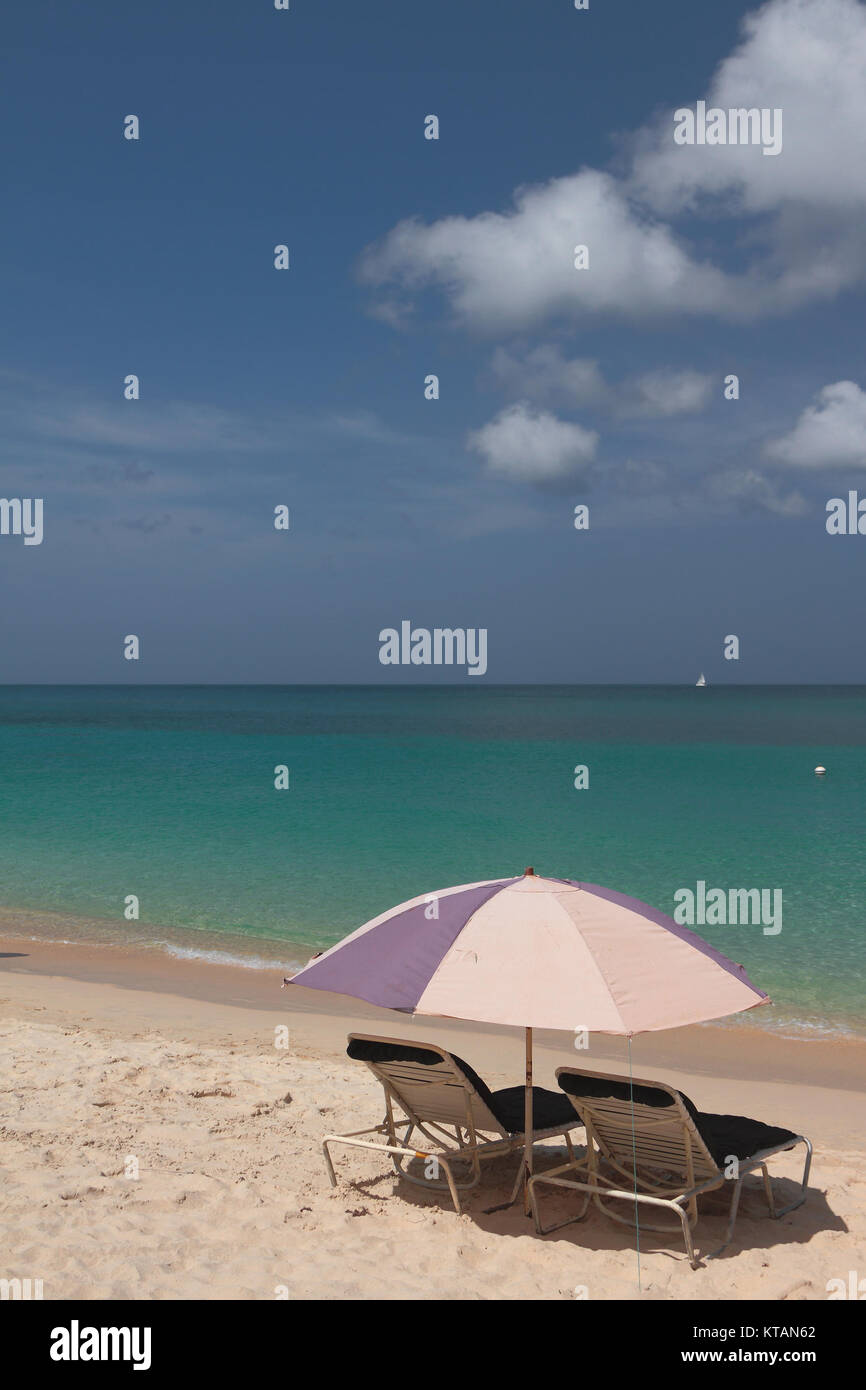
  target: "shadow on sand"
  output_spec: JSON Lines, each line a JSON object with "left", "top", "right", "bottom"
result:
{"left": 331, "top": 1137, "right": 842, "bottom": 1273}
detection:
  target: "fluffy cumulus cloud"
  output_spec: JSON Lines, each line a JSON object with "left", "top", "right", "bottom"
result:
{"left": 360, "top": 0, "right": 866, "bottom": 329}
{"left": 360, "top": 168, "right": 734, "bottom": 330}
{"left": 467, "top": 404, "right": 598, "bottom": 484}
{"left": 765, "top": 381, "right": 866, "bottom": 467}
{"left": 633, "top": 0, "right": 866, "bottom": 216}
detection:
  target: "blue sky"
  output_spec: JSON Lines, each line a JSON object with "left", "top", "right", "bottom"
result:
{"left": 2, "top": 0, "right": 865, "bottom": 682}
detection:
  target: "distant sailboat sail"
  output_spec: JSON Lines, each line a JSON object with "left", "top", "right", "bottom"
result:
{"left": 696, "top": 673, "right": 707, "bottom": 687}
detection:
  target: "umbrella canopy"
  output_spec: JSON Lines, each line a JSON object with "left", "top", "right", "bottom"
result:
{"left": 290, "top": 871, "right": 769, "bottom": 1034}
{"left": 289, "top": 869, "right": 769, "bottom": 1219}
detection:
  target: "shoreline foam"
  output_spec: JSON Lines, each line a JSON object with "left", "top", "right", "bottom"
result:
{"left": 2, "top": 932, "right": 866, "bottom": 1097}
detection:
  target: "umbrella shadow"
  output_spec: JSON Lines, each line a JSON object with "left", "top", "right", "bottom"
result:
{"left": 343, "top": 1138, "right": 846, "bottom": 1269}
{"left": 486, "top": 1146, "right": 844, "bottom": 1268}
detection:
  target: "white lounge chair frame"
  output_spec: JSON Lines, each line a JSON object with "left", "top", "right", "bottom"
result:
{"left": 322, "top": 1033, "right": 581, "bottom": 1214}
{"left": 527, "top": 1066, "right": 812, "bottom": 1268}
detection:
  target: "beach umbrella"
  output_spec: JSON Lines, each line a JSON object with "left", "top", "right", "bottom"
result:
{"left": 289, "top": 868, "right": 768, "bottom": 1208}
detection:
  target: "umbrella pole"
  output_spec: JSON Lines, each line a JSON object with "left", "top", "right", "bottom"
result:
{"left": 523, "top": 1026, "right": 533, "bottom": 1215}
{"left": 481, "top": 1025, "right": 534, "bottom": 1216}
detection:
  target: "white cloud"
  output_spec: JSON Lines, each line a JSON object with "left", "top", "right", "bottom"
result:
{"left": 765, "top": 380, "right": 866, "bottom": 467}
{"left": 489, "top": 347, "right": 712, "bottom": 418}
{"left": 706, "top": 467, "right": 809, "bottom": 516}
{"left": 489, "top": 345, "right": 606, "bottom": 405}
{"left": 361, "top": 169, "right": 733, "bottom": 330}
{"left": 633, "top": 0, "right": 866, "bottom": 216}
{"left": 361, "top": 0, "right": 866, "bottom": 329}
{"left": 467, "top": 403, "right": 598, "bottom": 483}
{"left": 625, "top": 368, "right": 714, "bottom": 418}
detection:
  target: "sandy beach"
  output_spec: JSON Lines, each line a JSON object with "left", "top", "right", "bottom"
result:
{"left": 1, "top": 936, "right": 864, "bottom": 1302}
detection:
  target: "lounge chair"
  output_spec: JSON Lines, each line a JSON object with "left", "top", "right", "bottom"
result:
{"left": 322, "top": 1033, "right": 583, "bottom": 1214}
{"left": 527, "top": 1066, "right": 812, "bottom": 1268}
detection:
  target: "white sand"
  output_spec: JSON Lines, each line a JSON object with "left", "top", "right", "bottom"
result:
{"left": 1, "top": 942, "right": 864, "bottom": 1301}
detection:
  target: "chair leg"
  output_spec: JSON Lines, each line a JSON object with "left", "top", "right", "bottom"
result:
{"left": 760, "top": 1162, "right": 776, "bottom": 1217}
{"left": 389, "top": 1146, "right": 479, "bottom": 1205}
{"left": 481, "top": 1147, "right": 527, "bottom": 1214}
{"left": 388, "top": 1128, "right": 415, "bottom": 1182}
{"left": 705, "top": 1174, "right": 744, "bottom": 1262}
{"left": 508, "top": 1155, "right": 527, "bottom": 1206}
{"left": 322, "top": 1138, "right": 338, "bottom": 1188}
{"left": 769, "top": 1139, "right": 813, "bottom": 1219}
{"left": 438, "top": 1156, "right": 462, "bottom": 1215}
{"left": 677, "top": 1200, "right": 700, "bottom": 1269}
{"left": 528, "top": 1173, "right": 592, "bottom": 1236}
{"left": 706, "top": 1137, "right": 812, "bottom": 1260}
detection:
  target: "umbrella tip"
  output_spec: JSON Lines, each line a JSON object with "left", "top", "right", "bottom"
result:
{"left": 524, "top": 865, "right": 535, "bottom": 876}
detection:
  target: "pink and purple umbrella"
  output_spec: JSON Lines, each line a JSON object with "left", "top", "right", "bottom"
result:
{"left": 290, "top": 868, "right": 769, "bottom": 1206}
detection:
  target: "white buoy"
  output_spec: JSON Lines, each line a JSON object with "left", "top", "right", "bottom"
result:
{"left": 814, "top": 765, "right": 827, "bottom": 776}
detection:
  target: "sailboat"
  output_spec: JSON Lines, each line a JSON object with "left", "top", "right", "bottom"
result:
{"left": 695, "top": 672, "right": 707, "bottom": 687}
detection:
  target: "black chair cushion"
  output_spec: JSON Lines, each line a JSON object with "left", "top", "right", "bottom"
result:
{"left": 346, "top": 1037, "right": 578, "bottom": 1134}
{"left": 557, "top": 1070, "right": 798, "bottom": 1167}
{"left": 558, "top": 1071, "right": 685, "bottom": 1110}
{"left": 487, "top": 1085, "right": 581, "bottom": 1134}
{"left": 691, "top": 1112, "right": 799, "bottom": 1167}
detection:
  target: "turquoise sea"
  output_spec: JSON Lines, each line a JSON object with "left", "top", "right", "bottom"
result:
{"left": 0, "top": 685, "right": 864, "bottom": 1037}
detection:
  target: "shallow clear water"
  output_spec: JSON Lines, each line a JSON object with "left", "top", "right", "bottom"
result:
{"left": 0, "top": 684, "right": 863, "bottom": 1035}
